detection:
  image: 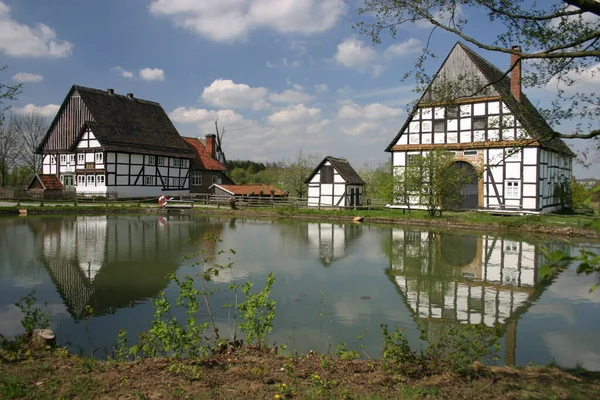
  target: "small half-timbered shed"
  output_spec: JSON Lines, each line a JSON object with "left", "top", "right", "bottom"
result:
{"left": 386, "top": 43, "right": 575, "bottom": 214}
{"left": 183, "top": 135, "right": 233, "bottom": 195}
{"left": 27, "top": 174, "right": 64, "bottom": 199}
{"left": 37, "top": 86, "right": 194, "bottom": 198}
{"left": 306, "top": 156, "right": 365, "bottom": 207}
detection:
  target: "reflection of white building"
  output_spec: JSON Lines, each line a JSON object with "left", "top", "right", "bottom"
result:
{"left": 390, "top": 229, "right": 538, "bottom": 328}
{"left": 307, "top": 222, "right": 362, "bottom": 266}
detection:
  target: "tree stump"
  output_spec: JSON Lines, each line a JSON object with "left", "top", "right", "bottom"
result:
{"left": 32, "top": 329, "right": 56, "bottom": 349}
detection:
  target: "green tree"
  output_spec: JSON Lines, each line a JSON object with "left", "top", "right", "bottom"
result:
{"left": 359, "top": 158, "right": 395, "bottom": 203}
{"left": 395, "top": 149, "right": 474, "bottom": 216}
{"left": 279, "top": 150, "right": 320, "bottom": 197}
{"left": 571, "top": 178, "right": 591, "bottom": 208}
{"left": 357, "top": 1, "right": 600, "bottom": 146}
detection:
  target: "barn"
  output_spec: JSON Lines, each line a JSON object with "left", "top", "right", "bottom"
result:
{"left": 305, "top": 156, "right": 365, "bottom": 208}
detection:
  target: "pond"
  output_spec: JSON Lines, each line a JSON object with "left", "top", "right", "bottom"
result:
{"left": 1, "top": 214, "right": 599, "bottom": 369}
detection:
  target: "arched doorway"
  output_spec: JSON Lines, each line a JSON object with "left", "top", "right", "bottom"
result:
{"left": 445, "top": 161, "right": 479, "bottom": 210}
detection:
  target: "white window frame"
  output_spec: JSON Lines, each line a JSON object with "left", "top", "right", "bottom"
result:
{"left": 70, "top": 154, "right": 75, "bottom": 164}
{"left": 95, "top": 152, "right": 103, "bottom": 164}
{"left": 77, "top": 175, "right": 86, "bottom": 186}
{"left": 505, "top": 148, "right": 522, "bottom": 162}
{"left": 147, "top": 155, "right": 155, "bottom": 166}
{"left": 181, "top": 159, "right": 189, "bottom": 168}
{"left": 172, "top": 158, "right": 181, "bottom": 167}
{"left": 60, "top": 154, "right": 66, "bottom": 163}
{"left": 157, "top": 157, "right": 165, "bottom": 167}
{"left": 77, "top": 153, "right": 85, "bottom": 163}
{"left": 87, "top": 175, "right": 95, "bottom": 186}
{"left": 96, "top": 175, "right": 105, "bottom": 186}
{"left": 144, "top": 176, "right": 154, "bottom": 186}
{"left": 505, "top": 180, "right": 520, "bottom": 199}
{"left": 191, "top": 171, "right": 202, "bottom": 186}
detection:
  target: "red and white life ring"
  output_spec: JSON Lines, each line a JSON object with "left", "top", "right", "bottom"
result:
{"left": 158, "top": 195, "right": 168, "bottom": 207}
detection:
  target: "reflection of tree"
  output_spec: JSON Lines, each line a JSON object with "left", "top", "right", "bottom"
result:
{"left": 35, "top": 215, "right": 224, "bottom": 319}
{"left": 384, "top": 228, "right": 569, "bottom": 364}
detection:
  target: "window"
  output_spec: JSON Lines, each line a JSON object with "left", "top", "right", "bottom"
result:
{"left": 77, "top": 175, "right": 86, "bottom": 186}
{"left": 172, "top": 158, "right": 181, "bottom": 167}
{"left": 147, "top": 155, "right": 155, "bottom": 165}
{"left": 144, "top": 176, "right": 154, "bottom": 186}
{"left": 170, "top": 177, "right": 180, "bottom": 187}
{"left": 96, "top": 175, "right": 105, "bottom": 186}
{"left": 463, "top": 150, "right": 478, "bottom": 156}
{"left": 77, "top": 153, "right": 85, "bottom": 163}
{"left": 60, "top": 175, "right": 64, "bottom": 183}
{"left": 87, "top": 175, "right": 95, "bottom": 186}
{"left": 192, "top": 171, "right": 202, "bottom": 186}
{"left": 505, "top": 148, "right": 521, "bottom": 161}
{"left": 407, "top": 154, "right": 419, "bottom": 165}
{"left": 320, "top": 165, "right": 333, "bottom": 183}
{"left": 70, "top": 154, "right": 75, "bottom": 164}
{"left": 95, "top": 153, "right": 103, "bottom": 164}
{"left": 181, "top": 159, "right": 189, "bottom": 168}
{"left": 446, "top": 105, "right": 459, "bottom": 119}
{"left": 505, "top": 181, "right": 520, "bottom": 199}
{"left": 50, "top": 156, "right": 56, "bottom": 165}
{"left": 433, "top": 120, "right": 445, "bottom": 133}
{"left": 85, "top": 162, "right": 94, "bottom": 169}
{"left": 60, "top": 154, "right": 66, "bottom": 163}
{"left": 212, "top": 175, "right": 218, "bottom": 184}
{"left": 157, "top": 157, "right": 165, "bottom": 166}
{"left": 473, "top": 116, "right": 487, "bottom": 130}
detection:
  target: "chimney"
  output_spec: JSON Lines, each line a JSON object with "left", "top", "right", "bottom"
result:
{"left": 205, "top": 134, "right": 216, "bottom": 158}
{"left": 127, "top": 93, "right": 134, "bottom": 99}
{"left": 107, "top": 88, "right": 114, "bottom": 95}
{"left": 510, "top": 45, "right": 521, "bottom": 101}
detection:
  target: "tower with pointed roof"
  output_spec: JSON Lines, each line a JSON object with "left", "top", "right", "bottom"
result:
{"left": 386, "top": 43, "right": 574, "bottom": 214}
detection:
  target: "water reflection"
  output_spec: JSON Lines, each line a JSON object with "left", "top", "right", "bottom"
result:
{"left": 36, "top": 215, "right": 222, "bottom": 319}
{"left": 385, "top": 228, "right": 570, "bottom": 364}
{"left": 307, "top": 222, "right": 363, "bottom": 266}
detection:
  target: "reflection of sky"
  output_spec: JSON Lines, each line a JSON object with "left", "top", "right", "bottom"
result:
{"left": 0, "top": 216, "right": 599, "bottom": 369}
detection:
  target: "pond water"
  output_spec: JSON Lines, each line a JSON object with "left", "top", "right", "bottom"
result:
{"left": 1, "top": 215, "right": 599, "bottom": 369}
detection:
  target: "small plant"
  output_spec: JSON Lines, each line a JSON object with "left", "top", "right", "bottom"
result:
{"left": 15, "top": 290, "right": 50, "bottom": 335}
{"left": 237, "top": 272, "right": 276, "bottom": 347}
{"left": 334, "top": 341, "right": 360, "bottom": 360}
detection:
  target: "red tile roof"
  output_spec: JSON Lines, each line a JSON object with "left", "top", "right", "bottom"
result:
{"left": 215, "top": 184, "right": 286, "bottom": 196}
{"left": 28, "top": 174, "right": 64, "bottom": 191}
{"left": 182, "top": 137, "right": 227, "bottom": 171}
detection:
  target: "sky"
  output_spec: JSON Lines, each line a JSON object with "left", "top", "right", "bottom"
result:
{"left": 0, "top": 0, "right": 598, "bottom": 178}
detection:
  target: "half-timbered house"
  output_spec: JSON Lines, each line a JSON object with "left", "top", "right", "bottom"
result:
{"left": 387, "top": 43, "right": 575, "bottom": 214}
{"left": 305, "top": 156, "right": 365, "bottom": 207}
{"left": 37, "top": 86, "right": 194, "bottom": 198}
{"left": 183, "top": 135, "right": 233, "bottom": 195}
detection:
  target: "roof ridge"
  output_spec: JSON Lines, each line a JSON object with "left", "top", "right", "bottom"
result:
{"left": 73, "top": 85, "right": 161, "bottom": 106}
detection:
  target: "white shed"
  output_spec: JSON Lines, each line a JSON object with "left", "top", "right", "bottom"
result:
{"left": 305, "top": 156, "right": 365, "bottom": 207}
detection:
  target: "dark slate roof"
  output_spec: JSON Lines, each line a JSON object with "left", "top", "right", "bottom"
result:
{"left": 27, "top": 174, "right": 64, "bottom": 191}
{"left": 68, "top": 86, "right": 193, "bottom": 158}
{"left": 305, "top": 156, "right": 365, "bottom": 185}
{"left": 386, "top": 42, "right": 575, "bottom": 156}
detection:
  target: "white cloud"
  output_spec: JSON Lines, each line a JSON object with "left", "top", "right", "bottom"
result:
{"left": 12, "top": 72, "right": 43, "bottom": 83}
{"left": 315, "top": 84, "right": 329, "bottom": 93}
{"left": 383, "top": 38, "right": 422, "bottom": 58}
{"left": 546, "top": 62, "right": 600, "bottom": 93}
{"left": 149, "top": 0, "right": 347, "bottom": 43}
{"left": 334, "top": 37, "right": 381, "bottom": 76}
{"left": 338, "top": 101, "right": 403, "bottom": 120}
{"left": 13, "top": 103, "right": 60, "bottom": 117}
{"left": 202, "top": 79, "right": 269, "bottom": 110}
{"left": 0, "top": 1, "right": 72, "bottom": 58}
{"left": 170, "top": 107, "right": 244, "bottom": 125}
{"left": 266, "top": 60, "right": 277, "bottom": 68}
{"left": 270, "top": 89, "right": 314, "bottom": 104}
{"left": 139, "top": 67, "right": 165, "bottom": 81}
{"left": 114, "top": 66, "right": 134, "bottom": 79}
{"left": 267, "top": 104, "right": 321, "bottom": 124}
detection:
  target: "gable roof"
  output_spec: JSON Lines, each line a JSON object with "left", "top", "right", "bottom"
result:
{"left": 386, "top": 42, "right": 575, "bottom": 156}
{"left": 27, "top": 174, "right": 64, "bottom": 191}
{"left": 39, "top": 85, "right": 193, "bottom": 158}
{"left": 182, "top": 137, "right": 227, "bottom": 171}
{"left": 211, "top": 184, "right": 286, "bottom": 196}
{"left": 305, "top": 156, "right": 365, "bottom": 185}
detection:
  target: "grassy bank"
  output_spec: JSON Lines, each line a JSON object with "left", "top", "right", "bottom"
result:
{"left": 2, "top": 348, "right": 599, "bottom": 399}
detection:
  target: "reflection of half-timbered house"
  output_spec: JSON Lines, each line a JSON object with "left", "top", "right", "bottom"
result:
{"left": 306, "top": 156, "right": 365, "bottom": 207}
{"left": 387, "top": 43, "right": 574, "bottom": 213}
{"left": 38, "top": 86, "right": 194, "bottom": 198}
{"left": 307, "top": 222, "right": 363, "bottom": 266}
{"left": 37, "top": 215, "right": 222, "bottom": 319}
{"left": 387, "top": 228, "right": 565, "bottom": 364}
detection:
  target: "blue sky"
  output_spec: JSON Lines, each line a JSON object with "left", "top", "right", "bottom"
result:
{"left": 1, "top": 0, "right": 597, "bottom": 178}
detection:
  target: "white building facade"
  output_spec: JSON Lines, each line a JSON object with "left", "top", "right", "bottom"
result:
{"left": 306, "top": 156, "right": 365, "bottom": 207}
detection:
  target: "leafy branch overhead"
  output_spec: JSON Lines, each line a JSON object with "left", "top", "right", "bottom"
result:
{"left": 357, "top": 0, "right": 600, "bottom": 143}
